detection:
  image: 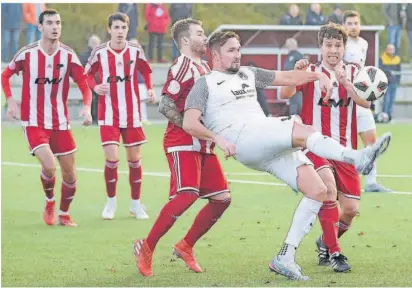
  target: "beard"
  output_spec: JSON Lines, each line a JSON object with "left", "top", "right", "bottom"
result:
{"left": 191, "top": 41, "right": 206, "bottom": 56}
{"left": 226, "top": 63, "right": 240, "bottom": 74}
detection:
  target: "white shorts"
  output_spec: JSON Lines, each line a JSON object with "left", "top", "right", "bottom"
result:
{"left": 357, "top": 105, "right": 376, "bottom": 133}
{"left": 228, "top": 116, "right": 312, "bottom": 191}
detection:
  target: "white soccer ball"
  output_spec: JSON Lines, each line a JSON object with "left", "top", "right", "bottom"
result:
{"left": 353, "top": 66, "right": 388, "bottom": 102}
{"left": 375, "top": 112, "right": 390, "bottom": 124}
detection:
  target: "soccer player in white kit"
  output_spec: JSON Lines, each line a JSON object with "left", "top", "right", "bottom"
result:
{"left": 343, "top": 10, "right": 391, "bottom": 193}
{"left": 182, "top": 31, "right": 391, "bottom": 281}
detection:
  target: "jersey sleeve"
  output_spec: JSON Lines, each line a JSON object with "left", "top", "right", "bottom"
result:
{"left": 248, "top": 66, "right": 276, "bottom": 89}
{"left": 184, "top": 76, "right": 209, "bottom": 115}
{"left": 69, "top": 52, "right": 92, "bottom": 106}
{"left": 1, "top": 48, "right": 26, "bottom": 99}
{"left": 161, "top": 57, "right": 195, "bottom": 101}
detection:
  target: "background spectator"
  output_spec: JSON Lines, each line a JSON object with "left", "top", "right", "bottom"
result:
{"left": 382, "top": 4, "right": 402, "bottom": 55}
{"left": 117, "top": 3, "right": 138, "bottom": 40}
{"left": 144, "top": 3, "right": 170, "bottom": 63}
{"left": 328, "top": 4, "right": 343, "bottom": 24}
{"left": 279, "top": 4, "right": 303, "bottom": 25}
{"left": 169, "top": 3, "right": 193, "bottom": 61}
{"left": 284, "top": 38, "right": 303, "bottom": 115}
{"left": 23, "top": 3, "right": 46, "bottom": 44}
{"left": 1, "top": 3, "right": 22, "bottom": 63}
{"left": 404, "top": 3, "right": 412, "bottom": 63}
{"left": 379, "top": 44, "right": 401, "bottom": 121}
{"left": 306, "top": 3, "right": 325, "bottom": 25}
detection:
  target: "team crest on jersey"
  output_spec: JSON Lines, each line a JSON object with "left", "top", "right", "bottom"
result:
{"left": 167, "top": 80, "right": 180, "bottom": 94}
{"left": 238, "top": 71, "right": 248, "bottom": 80}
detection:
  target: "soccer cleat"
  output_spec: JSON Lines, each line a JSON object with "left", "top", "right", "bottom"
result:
{"left": 269, "top": 256, "right": 310, "bottom": 281}
{"left": 58, "top": 215, "right": 78, "bottom": 227}
{"left": 316, "top": 236, "right": 330, "bottom": 266}
{"left": 132, "top": 239, "right": 153, "bottom": 277}
{"left": 172, "top": 239, "right": 203, "bottom": 273}
{"left": 130, "top": 202, "right": 149, "bottom": 220}
{"left": 356, "top": 132, "right": 391, "bottom": 175}
{"left": 102, "top": 197, "right": 117, "bottom": 220}
{"left": 43, "top": 200, "right": 56, "bottom": 226}
{"left": 330, "top": 252, "right": 351, "bottom": 273}
{"left": 365, "top": 183, "right": 392, "bottom": 192}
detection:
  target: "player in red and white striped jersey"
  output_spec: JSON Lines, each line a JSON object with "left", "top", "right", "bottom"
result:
{"left": 1, "top": 9, "right": 92, "bottom": 227}
{"left": 133, "top": 19, "right": 230, "bottom": 277}
{"left": 280, "top": 23, "right": 382, "bottom": 272}
{"left": 84, "top": 12, "right": 154, "bottom": 221}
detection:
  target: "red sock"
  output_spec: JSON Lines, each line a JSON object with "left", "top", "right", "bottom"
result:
{"left": 60, "top": 181, "right": 76, "bottom": 212}
{"left": 318, "top": 200, "right": 340, "bottom": 254}
{"left": 128, "top": 160, "right": 142, "bottom": 200}
{"left": 146, "top": 192, "right": 198, "bottom": 251}
{"left": 105, "top": 160, "right": 118, "bottom": 198}
{"left": 184, "top": 198, "right": 231, "bottom": 247}
{"left": 40, "top": 170, "right": 55, "bottom": 200}
{"left": 338, "top": 220, "right": 350, "bottom": 238}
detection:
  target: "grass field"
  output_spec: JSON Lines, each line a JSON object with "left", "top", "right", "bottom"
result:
{"left": 2, "top": 123, "right": 412, "bottom": 287}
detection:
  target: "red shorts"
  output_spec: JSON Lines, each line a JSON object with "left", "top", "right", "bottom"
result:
{"left": 100, "top": 126, "right": 147, "bottom": 147}
{"left": 23, "top": 126, "right": 77, "bottom": 156}
{"left": 166, "top": 151, "right": 229, "bottom": 199}
{"left": 306, "top": 152, "right": 361, "bottom": 200}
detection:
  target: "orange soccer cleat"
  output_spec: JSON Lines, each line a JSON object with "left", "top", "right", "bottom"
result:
{"left": 133, "top": 239, "right": 153, "bottom": 277}
{"left": 43, "top": 200, "right": 56, "bottom": 225}
{"left": 58, "top": 215, "right": 78, "bottom": 227}
{"left": 173, "top": 239, "right": 203, "bottom": 273}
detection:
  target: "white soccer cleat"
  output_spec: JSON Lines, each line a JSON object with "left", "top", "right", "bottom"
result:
{"left": 102, "top": 197, "right": 117, "bottom": 220}
{"left": 130, "top": 201, "right": 149, "bottom": 220}
{"left": 356, "top": 132, "right": 391, "bottom": 175}
{"left": 269, "top": 256, "right": 310, "bottom": 281}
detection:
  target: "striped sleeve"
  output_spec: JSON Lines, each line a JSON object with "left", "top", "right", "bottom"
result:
{"left": 161, "top": 56, "right": 193, "bottom": 101}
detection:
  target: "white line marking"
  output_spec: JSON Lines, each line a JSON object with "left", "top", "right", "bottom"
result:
{"left": 2, "top": 161, "right": 412, "bottom": 195}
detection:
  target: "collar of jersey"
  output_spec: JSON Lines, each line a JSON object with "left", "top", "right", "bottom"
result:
{"left": 38, "top": 40, "right": 61, "bottom": 57}
{"left": 180, "top": 53, "right": 202, "bottom": 65}
{"left": 107, "top": 41, "right": 128, "bottom": 56}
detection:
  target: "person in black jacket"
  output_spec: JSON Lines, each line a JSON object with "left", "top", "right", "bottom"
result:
{"left": 279, "top": 4, "right": 303, "bottom": 25}
{"left": 328, "top": 5, "right": 343, "bottom": 24}
{"left": 306, "top": 3, "right": 325, "bottom": 25}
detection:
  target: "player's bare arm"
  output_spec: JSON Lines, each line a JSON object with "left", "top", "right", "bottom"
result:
{"left": 279, "top": 59, "right": 309, "bottom": 99}
{"left": 183, "top": 77, "right": 236, "bottom": 159}
{"left": 1, "top": 67, "right": 20, "bottom": 120}
{"left": 158, "top": 95, "right": 183, "bottom": 127}
{"left": 334, "top": 66, "right": 370, "bottom": 108}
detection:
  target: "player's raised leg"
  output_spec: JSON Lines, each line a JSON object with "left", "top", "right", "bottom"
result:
{"left": 174, "top": 154, "right": 230, "bottom": 273}
{"left": 267, "top": 154, "right": 325, "bottom": 281}
{"left": 125, "top": 142, "right": 148, "bottom": 219}
{"left": 291, "top": 121, "right": 391, "bottom": 175}
{"left": 34, "top": 143, "right": 57, "bottom": 226}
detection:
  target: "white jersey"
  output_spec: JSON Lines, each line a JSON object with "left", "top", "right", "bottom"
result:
{"left": 185, "top": 66, "right": 269, "bottom": 138}
{"left": 344, "top": 37, "right": 368, "bottom": 68}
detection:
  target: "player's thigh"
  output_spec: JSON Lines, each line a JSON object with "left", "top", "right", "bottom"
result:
{"left": 338, "top": 192, "right": 360, "bottom": 218}
{"left": 125, "top": 145, "right": 142, "bottom": 162}
{"left": 357, "top": 105, "right": 376, "bottom": 145}
{"left": 235, "top": 117, "right": 296, "bottom": 166}
{"left": 100, "top": 126, "right": 120, "bottom": 161}
{"left": 306, "top": 152, "right": 337, "bottom": 200}
{"left": 199, "top": 154, "right": 230, "bottom": 199}
{"left": 50, "top": 130, "right": 77, "bottom": 157}
{"left": 122, "top": 127, "right": 146, "bottom": 161}
{"left": 332, "top": 160, "right": 361, "bottom": 202}
{"left": 57, "top": 153, "right": 76, "bottom": 183}
{"left": 23, "top": 127, "right": 56, "bottom": 174}
{"left": 166, "top": 151, "right": 202, "bottom": 199}
{"left": 291, "top": 120, "right": 318, "bottom": 148}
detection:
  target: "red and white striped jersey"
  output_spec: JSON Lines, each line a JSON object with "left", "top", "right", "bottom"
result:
{"left": 298, "top": 62, "right": 360, "bottom": 149}
{"left": 84, "top": 41, "right": 152, "bottom": 128}
{"left": 162, "top": 54, "right": 214, "bottom": 154}
{"left": 5, "top": 41, "right": 86, "bottom": 130}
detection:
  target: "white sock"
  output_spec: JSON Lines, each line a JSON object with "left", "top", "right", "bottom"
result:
{"left": 306, "top": 132, "right": 361, "bottom": 165}
{"left": 45, "top": 196, "right": 55, "bottom": 202}
{"left": 365, "top": 163, "right": 377, "bottom": 186}
{"left": 131, "top": 199, "right": 141, "bottom": 206}
{"left": 281, "top": 196, "right": 322, "bottom": 262}
{"left": 59, "top": 210, "right": 69, "bottom": 216}
{"left": 107, "top": 196, "right": 117, "bottom": 204}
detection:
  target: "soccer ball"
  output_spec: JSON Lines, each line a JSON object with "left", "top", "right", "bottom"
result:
{"left": 353, "top": 66, "right": 388, "bottom": 102}
{"left": 375, "top": 112, "right": 390, "bottom": 124}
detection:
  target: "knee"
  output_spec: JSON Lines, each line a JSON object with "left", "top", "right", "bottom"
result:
{"left": 42, "top": 164, "right": 56, "bottom": 178}
{"left": 341, "top": 204, "right": 359, "bottom": 219}
{"left": 306, "top": 181, "right": 327, "bottom": 202}
{"left": 324, "top": 181, "right": 338, "bottom": 200}
{"left": 209, "top": 192, "right": 231, "bottom": 207}
{"left": 62, "top": 170, "right": 76, "bottom": 184}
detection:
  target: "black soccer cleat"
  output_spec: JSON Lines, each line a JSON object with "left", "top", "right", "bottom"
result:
{"left": 330, "top": 252, "right": 351, "bottom": 273}
{"left": 316, "top": 235, "right": 330, "bottom": 266}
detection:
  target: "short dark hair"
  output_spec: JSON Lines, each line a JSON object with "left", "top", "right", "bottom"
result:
{"left": 107, "top": 12, "right": 129, "bottom": 28}
{"left": 39, "top": 9, "right": 59, "bottom": 25}
{"left": 343, "top": 10, "right": 360, "bottom": 24}
{"left": 318, "top": 22, "right": 348, "bottom": 46}
{"left": 171, "top": 18, "right": 202, "bottom": 48}
{"left": 208, "top": 31, "right": 241, "bottom": 51}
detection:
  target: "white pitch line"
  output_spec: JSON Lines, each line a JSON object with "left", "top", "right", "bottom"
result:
{"left": 2, "top": 161, "right": 412, "bottom": 195}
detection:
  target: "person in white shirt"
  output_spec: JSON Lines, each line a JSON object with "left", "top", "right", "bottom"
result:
{"left": 182, "top": 30, "right": 391, "bottom": 281}
{"left": 343, "top": 10, "right": 392, "bottom": 193}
